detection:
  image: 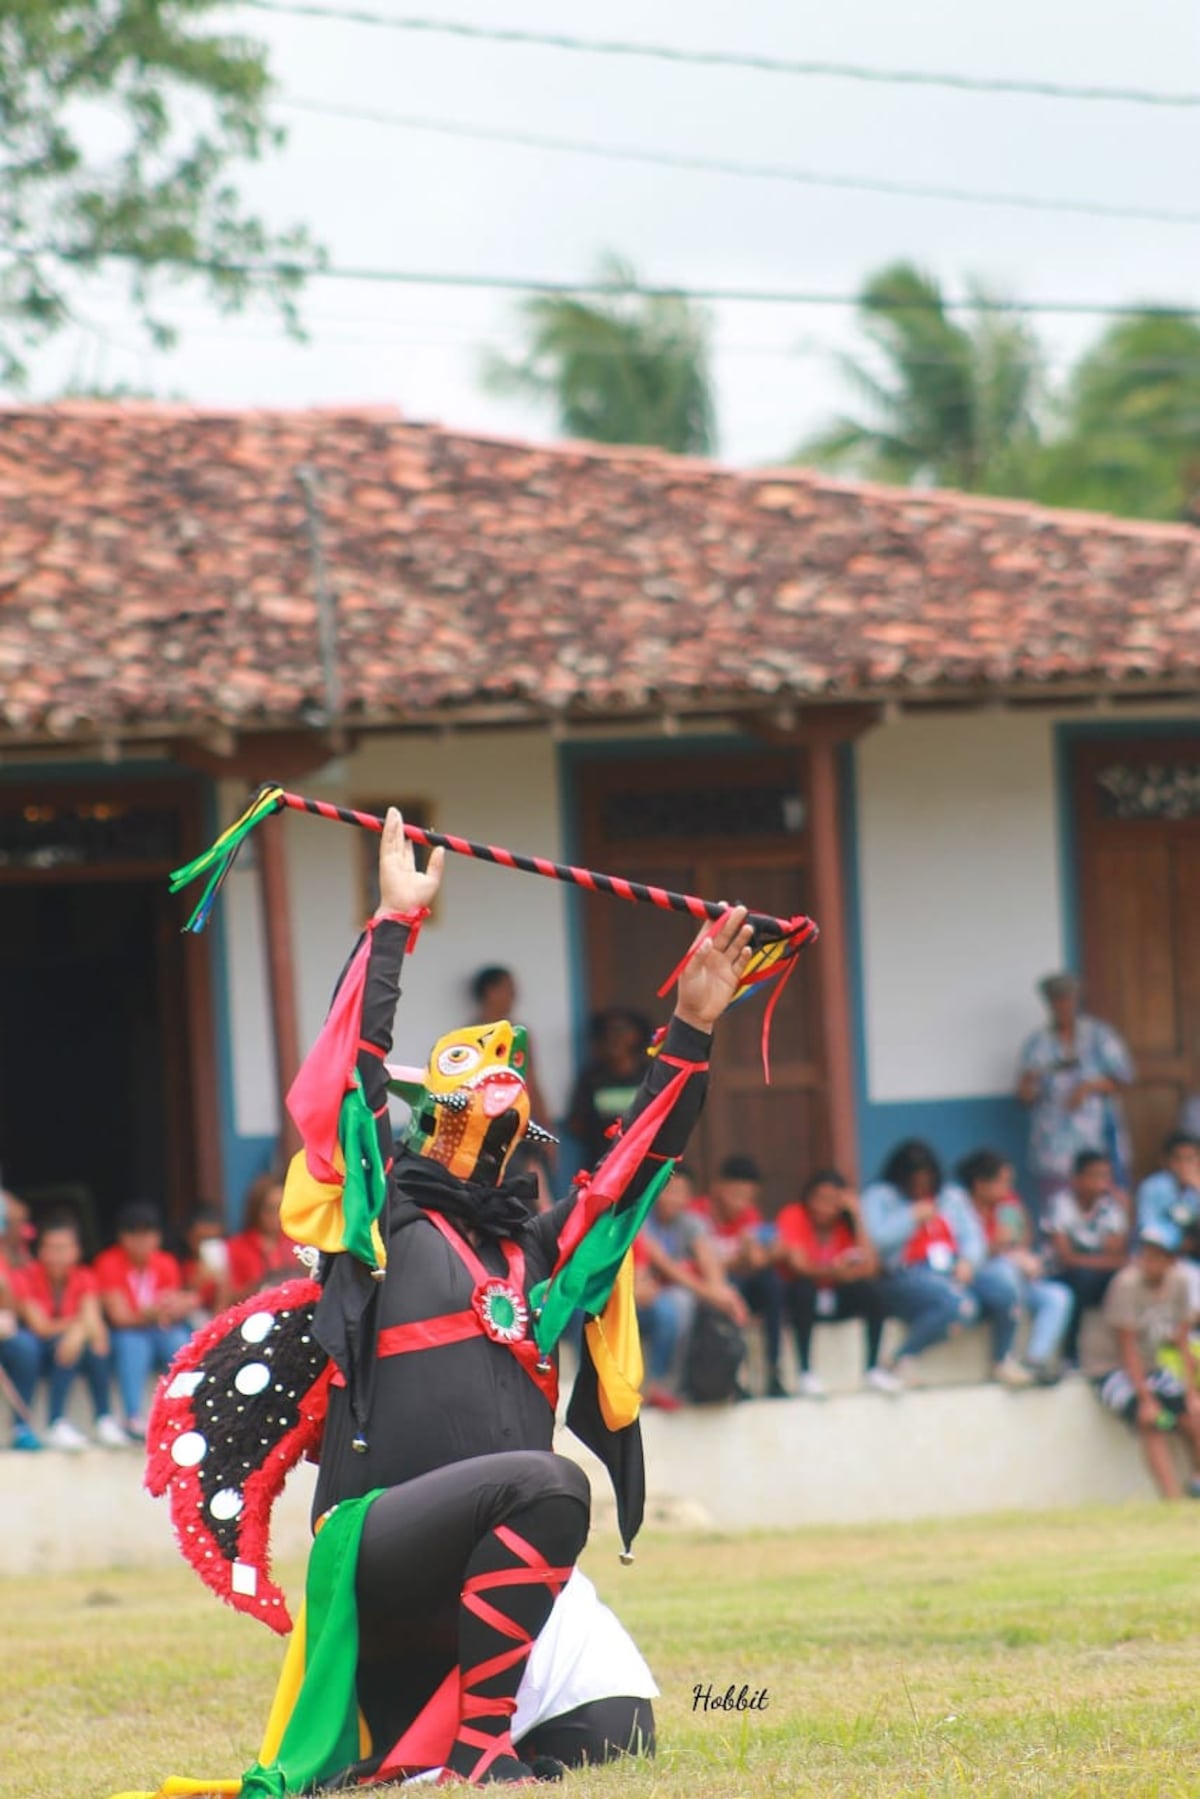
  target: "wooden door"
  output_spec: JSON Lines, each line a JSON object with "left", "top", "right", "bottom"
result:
{"left": 576, "top": 751, "right": 821, "bottom": 1214}
{"left": 1075, "top": 740, "right": 1200, "bottom": 1182}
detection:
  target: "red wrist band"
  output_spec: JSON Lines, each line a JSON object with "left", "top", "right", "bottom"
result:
{"left": 371, "top": 906, "right": 432, "bottom": 952}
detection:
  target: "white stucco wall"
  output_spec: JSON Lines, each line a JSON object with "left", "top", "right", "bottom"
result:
{"left": 220, "top": 731, "right": 574, "bottom": 1145}
{"left": 854, "top": 712, "right": 1064, "bottom": 1104}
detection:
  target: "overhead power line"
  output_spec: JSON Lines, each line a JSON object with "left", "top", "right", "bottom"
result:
{"left": 57, "top": 249, "right": 1200, "bottom": 319}
{"left": 283, "top": 96, "right": 1200, "bottom": 226}
{"left": 244, "top": 2, "right": 1200, "bottom": 108}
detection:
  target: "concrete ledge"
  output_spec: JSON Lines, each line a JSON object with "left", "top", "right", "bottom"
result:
{"left": 0, "top": 1451, "right": 319, "bottom": 1579}
{"left": 0, "top": 1377, "right": 1163, "bottom": 1576}
{"left": 633, "top": 1378, "right": 1161, "bottom": 1528}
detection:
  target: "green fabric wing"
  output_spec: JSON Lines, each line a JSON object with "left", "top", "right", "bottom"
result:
{"left": 531, "top": 1158, "right": 675, "bottom": 1353}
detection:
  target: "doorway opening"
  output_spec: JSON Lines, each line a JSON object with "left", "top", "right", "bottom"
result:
{"left": 0, "top": 779, "right": 221, "bottom": 1251}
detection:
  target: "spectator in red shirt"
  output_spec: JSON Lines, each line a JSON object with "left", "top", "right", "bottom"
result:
{"left": 691, "top": 1154, "right": 787, "bottom": 1398}
{"left": 227, "top": 1173, "right": 295, "bottom": 1301}
{"left": 14, "top": 1211, "right": 124, "bottom": 1450}
{"left": 775, "top": 1171, "right": 898, "bottom": 1397}
{"left": 180, "top": 1202, "right": 231, "bottom": 1322}
{"left": 0, "top": 1192, "right": 41, "bottom": 1450}
{"left": 95, "top": 1203, "right": 195, "bottom": 1437}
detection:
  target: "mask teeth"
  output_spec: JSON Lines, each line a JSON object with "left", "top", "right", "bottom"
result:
{"left": 526, "top": 1121, "right": 560, "bottom": 1146}
{"left": 434, "top": 1091, "right": 471, "bottom": 1112}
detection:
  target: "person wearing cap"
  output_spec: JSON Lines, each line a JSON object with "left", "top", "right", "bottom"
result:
{"left": 1016, "top": 973, "right": 1134, "bottom": 1223}
{"left": 1084, "top": 1221, "right": 1200, "bottom": 1500}
{"left": 94, "top": 1202, "right": 195, "bottom": 1439}
{"left": 690, "top": 1152, "right": 787, "bottom": 1397}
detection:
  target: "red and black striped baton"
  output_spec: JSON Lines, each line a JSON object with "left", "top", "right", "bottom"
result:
{"left": 169, "top": 783, "right": 818, "bottom": 1069}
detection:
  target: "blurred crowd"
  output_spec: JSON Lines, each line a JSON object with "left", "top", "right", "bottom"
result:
{"left": 3, "top": 963, "right": 1199, "bottom": 1503}
{"left": 0, "top": 1174, "right": 293, "bottom": 1452}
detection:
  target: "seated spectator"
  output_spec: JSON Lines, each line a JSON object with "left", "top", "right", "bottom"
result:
{"left": 634, "top": 1166, "right": 747, "bottom": 1407}
{"left": 94, "top": 1203, "right": 194, "bottom": 1437}
{"left": 227, "top": 1174, "right": 296, "bottom": 1301}
{"left": 0, "top": 1200, "right": 40, "bottom": 1451}
{"left": 1137, "top": 1133, "right": 1200, "bottom": 1314}
{"left": 861, "top": 1140, "right": 977, "bottom": 1385}
{"left": 953, "top": 1151, "right": 1072, "bottom": 1384}
{"left": 1, "top": 1187, "right": 34, "bottom": 1274}
{"left": 566, "top": 1008, "right": 653, "bottom": 1175}
{"left": 13, "top": 1211, "right": 124, "bottom": 1451}
{"left": 1046, "top": 1149, "right": 1130, "bottom": 1366}
{"left": 690, "top": 1154, "right": 787, "bottom": 1398}
{"left": 774, "top": 1170, "right": 896, "bottom": 1396}
{"left": 1085, "top": 1222, "right": 1200, "bottom": 1500}
{"left": 180, "top": 1203, "right": 231, "bottom": 1323}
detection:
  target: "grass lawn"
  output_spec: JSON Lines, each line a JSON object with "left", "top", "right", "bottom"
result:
{"left": 4, "top": 1505, "right": 1200, "bottom": 1798}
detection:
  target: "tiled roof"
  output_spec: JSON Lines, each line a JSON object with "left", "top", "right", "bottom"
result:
{"left": 1, "top": 402, "right": 1198, "bottom": 738}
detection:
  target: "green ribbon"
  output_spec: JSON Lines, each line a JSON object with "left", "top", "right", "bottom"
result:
{"left": 338, "top": 1074, "right": 389, "bottom": 1269}
{"left": 240, "top": 1490, "right": 383, "bottom": 1797}
{"left": 531, "top": 1158, "right": 675, "bottom": 1353}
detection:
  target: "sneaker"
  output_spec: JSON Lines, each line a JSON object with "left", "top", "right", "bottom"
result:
{"left": 796, "top": 1371, "right": 827, "bottom": 1400}
{"left": 94, "top": 1414, "right": 130, "bottom": 1449}
{"left": 125, "top": 1415, "right": 147, "bottom": 1441}
{"left": 642, "top": 1385, "right": 683, "bottom": 1413}
{"left": 766, "top": 1373, "right": 791, "bottom": 1399}
{"left": 44, "top": 1417, "right": 89, "bottom": 1452}
{"left": 994, "top": 1357, "right": 1035, "bottom": 1389}
{"left": 1027, "top": 1361, "right": 1062, "bottom": 1388}
{"left": 864, "top": 1365, "right": 904, "bottom": 1396}
{"left": 12, "top": 1424, "right": 43, "bottom": 1452}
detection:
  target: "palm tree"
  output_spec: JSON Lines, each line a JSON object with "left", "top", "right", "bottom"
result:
{"left": 482, "top": 254, "right": 716, "bottom": 456}
{"left": 800, "top": 262, "right": 1044, "bottom": 493}
{"left": 1027, "top": 311, "right": 1200, "bottom": 522}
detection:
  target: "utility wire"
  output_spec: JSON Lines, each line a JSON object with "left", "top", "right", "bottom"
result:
{"left": 49, "top": 248, "right": 1200, "bottom": 318}
{"left": 283, "top": 96, "right": 1200, "bottom": 226}
{"left": 60, "top": 304, "right": 1200, "bottom": 380}
{"left": 244, "top": 2, "right": 1200, "bottom": 108}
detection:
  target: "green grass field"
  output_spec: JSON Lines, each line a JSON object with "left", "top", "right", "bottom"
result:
{"left": 4, "top": 1505, "right": 1200, "bottom": 1799}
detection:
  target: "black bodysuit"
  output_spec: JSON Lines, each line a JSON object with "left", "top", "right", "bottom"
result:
{"left": 303, "top": 917, "right": 709, "bottom": 1777}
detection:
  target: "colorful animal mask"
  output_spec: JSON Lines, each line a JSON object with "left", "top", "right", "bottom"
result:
{"left": 403, "top": 1020, "right": 533, "bottom": 1184}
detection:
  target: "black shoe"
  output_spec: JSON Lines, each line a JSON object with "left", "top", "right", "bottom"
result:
{"left": 732, "top": 1381, "right": 753, "bottom": 1403}
{"left": 766, "top": 1373, "right": 789, "bottom": 1399}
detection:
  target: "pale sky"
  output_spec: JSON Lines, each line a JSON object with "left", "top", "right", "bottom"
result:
{"left": 25, "top": 0, "right": 1200, "bottom": 465}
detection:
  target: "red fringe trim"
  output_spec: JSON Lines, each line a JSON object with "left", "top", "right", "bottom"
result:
{"left": 145, "top": 1278, "right": 329, "bottom": 1635}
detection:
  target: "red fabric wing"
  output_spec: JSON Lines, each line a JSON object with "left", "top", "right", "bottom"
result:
{"left": 145, "top": 1278, "right": 331, "bottom": 1635}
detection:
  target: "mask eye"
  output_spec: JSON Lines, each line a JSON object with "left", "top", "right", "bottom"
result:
{"left": 437, "top": 1043, "right": 481, "bottom": 1077}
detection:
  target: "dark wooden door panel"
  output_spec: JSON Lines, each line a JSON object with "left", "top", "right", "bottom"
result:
{"left": 1076, "top": 741, "right": 1200, "bottom": 1184}
{"left": 577, "top": 751, "right": 821, "bottom": 1212}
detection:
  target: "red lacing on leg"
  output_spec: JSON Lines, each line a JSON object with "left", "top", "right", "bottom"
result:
{"left": 450, "top": 1527, "right": 573, "bottom": 1783}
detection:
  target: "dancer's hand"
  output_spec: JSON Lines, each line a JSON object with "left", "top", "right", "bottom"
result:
{"left": 377, "top": 807, "right": 445, "bottom": 915}
{"left": 675, "top": 905, "right": 754, "bottom": 1032}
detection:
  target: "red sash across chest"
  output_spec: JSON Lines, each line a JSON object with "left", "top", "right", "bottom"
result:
{"left": 372, "top": 1211, "right": 558, "bottom": 1409}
